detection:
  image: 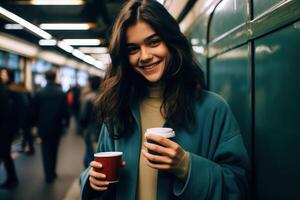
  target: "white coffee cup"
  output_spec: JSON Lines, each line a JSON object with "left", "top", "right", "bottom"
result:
{"left": 145, "top": 127, "right": 175, "bottom": 155}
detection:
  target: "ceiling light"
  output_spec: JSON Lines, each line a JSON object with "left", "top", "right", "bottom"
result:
{"left": 72, "top": 49, "right": 85, "bottom": 60}
{"left": 38, "top": 51, "right": 66, "bottom": 65}
{"left": 39, "top": 39, "right": 57, "bottom": 46}
{"left": 40, "top": 23, "right": 93, "bottom": 30}
{"left": 93, "top": 61, "right": 106, "bottom": 70}
{"left": 0, "top": 6, "right": 52, "bottom": 39}
{"left": 57, "top": 41, "right": 74, "bottom": 53}
{"left": 78, "top": 47, "right": 108, "bottom": 54}
{"left": 62, "top": 39, "right": 101, "bottom": 46}
{"left": 0, "top": 33, "right": 39, "bottom": 57}
{"left": 4, "top": 23, "right": 24, "bottom": 30}
{"left": 83, "top": 55, "right": 95, "bottom": 65}
{"left": 90, "top": 53, "right": 110, "bottom": 60}
{"left": 156, "top": 0, "right": 165, "bottom": 5}
{"left": 91, "top": 54, "right": 111, "bottom": 65}
{"left": 29, "top": 0, "right": 84, "bottom": 5}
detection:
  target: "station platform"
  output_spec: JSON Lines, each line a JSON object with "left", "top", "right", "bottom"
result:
{"left": 0, "top": 118, "right": 85, "bottom": 200}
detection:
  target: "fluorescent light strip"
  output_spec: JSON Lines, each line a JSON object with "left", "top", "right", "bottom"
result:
{"left": 29, "top": 0, "right": 84, "bottom": 5}
{"left": 39, "top": 39, "right": 57, "bottom": 46}
{"left": 0, "top": 7, "right": 52, "bottom": 39}
{"left": 63, "top": 39, "right": 101, "bottom": 46}
{"left": 83, "top": 55, "right": 95, "bottom": 65}
{"left": 78, "top": 47, "right": 108, "bottom": 54}
{"left": 90, "top": 53, "right": 111, "bottom": 59}
{"left": 57, "top": 41, "right": 74, "bottom": 53}
{"left": 156, "top": 0, "right": 165, "bottom": 5}
{"left": 93, "top": 61, "right": 106, "bottom": 70}
{"left": 4, "top": 23, "right": 24, "bottom": 30}
{"left": 0, "top": 33, "right": 39, "bottom": 57}
{"left": 40, "top": 23, "right": 91, "bottom": 30}
{"left": 57, "top": 41, "right": 107, "bottom": 70}
{"left": 72, "top": 49, "right": 85, "bottom": 60}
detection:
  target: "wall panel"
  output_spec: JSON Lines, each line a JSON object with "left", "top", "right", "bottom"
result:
{"left": 209, "top": 45, "right": 252, "bottom": 154}
{"left": 254, "top": 21, "right": 300, "bottom": 200}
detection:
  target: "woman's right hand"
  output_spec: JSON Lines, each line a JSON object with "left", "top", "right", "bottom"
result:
{"left": 88, "top": 161, "right": 110, "bottom": 191}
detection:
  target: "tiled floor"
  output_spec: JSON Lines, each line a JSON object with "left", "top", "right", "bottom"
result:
{"left": 0, "top": 118, "right": 85, "bottom": 200}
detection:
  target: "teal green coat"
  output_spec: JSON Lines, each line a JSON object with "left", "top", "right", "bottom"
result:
{"left": 80, "top": 91, "right": 250, "bottom": 200}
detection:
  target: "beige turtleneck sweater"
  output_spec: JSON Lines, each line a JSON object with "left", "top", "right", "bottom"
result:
{"left": 137, "top": 85, "right": 190, "bottom": 200}
{"left": 137, "top": 85, "right": 164, "bottom": 200}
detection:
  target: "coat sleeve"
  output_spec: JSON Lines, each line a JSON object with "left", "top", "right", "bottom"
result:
{"left": 80, "top": 124, "right": 115, "bottom": 200}
{"left": 173, "top": 100, "right": 250, "bottom": 200}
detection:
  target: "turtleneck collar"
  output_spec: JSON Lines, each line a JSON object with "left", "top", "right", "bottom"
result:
{"left": 147, "top": 83, "right": 163, "bottom": 99}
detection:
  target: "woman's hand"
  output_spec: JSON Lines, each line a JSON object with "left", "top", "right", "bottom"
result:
{"left": 88, "top": 161, "right": 110, "bottom": 191}
{"left": 142, "top": 134, "right": 187, "bottom": 171}
{"left": 88, "top": 160, "right": 126, "bottom": 191}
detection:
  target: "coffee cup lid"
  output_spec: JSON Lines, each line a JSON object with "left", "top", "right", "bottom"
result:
{"left": 94, "top": 152, "right": 123, "bottom": 157}
{"left": 145, "top": 127, "right": 175, "bottom": 138}
{"left": 146, "top": 127, "right": 173, "bottom": 133}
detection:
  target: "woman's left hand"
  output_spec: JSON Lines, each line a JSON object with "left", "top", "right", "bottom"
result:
{"left": 142, "top": 134, "right": 187, "bottom": 171}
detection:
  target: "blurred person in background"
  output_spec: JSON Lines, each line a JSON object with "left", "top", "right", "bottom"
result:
{"left": 33, "top": 70, "right": 69, "bottom": 183}
{"left": 79, "top": 79, "right": 91, "bottom": 104}
{"left": 80, "top": 76, "right": 102, "bottom": 168}
{"left": 67, "top": 83, "right": 81, "bottom": 134}
{"left": 17, "top": 82, "right": 35, "bottom": 155}
{"left": 0, "top": 67, "right": 19, "bottom": 189}
{"left": 80, "top": 0, "right": 249, "bottom": 200}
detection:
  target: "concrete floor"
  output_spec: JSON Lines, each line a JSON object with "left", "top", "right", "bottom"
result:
{"left": 0, "top": 118, "right": 85, "bottom": 200}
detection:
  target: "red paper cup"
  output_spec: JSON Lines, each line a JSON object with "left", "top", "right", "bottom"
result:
{"left": 94, "top": 152, "right": 123, "bottom": 183}
{"left": 145, "top": 127, "right": 175, "bottom": 155}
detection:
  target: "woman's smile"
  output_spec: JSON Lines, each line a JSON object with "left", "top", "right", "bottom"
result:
{"left": 139, "top": 61, "right": 161, "bottom": 73}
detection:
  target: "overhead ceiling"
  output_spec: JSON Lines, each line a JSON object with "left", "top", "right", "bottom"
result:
{"left": 0, "top": 0, "right": 127, "bottom": 69}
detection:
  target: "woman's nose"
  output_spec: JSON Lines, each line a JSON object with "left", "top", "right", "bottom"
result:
{"left": 140, "top": 47, "right": 152, "bottom": 63}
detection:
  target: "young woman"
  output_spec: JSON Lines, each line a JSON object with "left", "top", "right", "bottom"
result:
{"left": 80, "top": 0, "right": 249, "bottom": 199}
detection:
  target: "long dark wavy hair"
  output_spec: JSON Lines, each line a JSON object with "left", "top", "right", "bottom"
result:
{"left": 96, "top": 0, "right": 206, "bottom": 138}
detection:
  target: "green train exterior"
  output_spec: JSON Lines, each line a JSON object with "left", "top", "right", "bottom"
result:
{"left": 186, "top": 0, "right": 300, "bottom": 199}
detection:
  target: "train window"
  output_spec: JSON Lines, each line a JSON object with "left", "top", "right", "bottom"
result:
{"left": 209, "top": 0, "right": 247, "bottom": 41}
{"left": 32, "top": 59, "right": 53, "bottom": 73}
{"left": 7, "top": 53, "right": 19, "bottom": 70}
{"left": 77, "top": 70, "right": 88, "bottom": 87}
{"left": 60, "top": 66, "right": 76, "bottom": 92}
{"left": 0, "top": 51, "right": 4, "bottom": 67}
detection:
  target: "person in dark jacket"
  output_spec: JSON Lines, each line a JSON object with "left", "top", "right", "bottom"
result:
{"left": 0, "top": 67, "right": 18, "bottom": 189}
{"left": 33, "top": 70, "right": 69, "bottom": 183}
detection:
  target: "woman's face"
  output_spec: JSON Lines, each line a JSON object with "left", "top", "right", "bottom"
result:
{"left": 126, "top": 21, "right": 169, "bottom": 83}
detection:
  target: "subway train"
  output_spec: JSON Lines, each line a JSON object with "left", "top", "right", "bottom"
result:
{"left": 181, "top": 0, "right": 300, "bottom": 199}
{"left": 1, "top": 0, "right": 300, "bottom": 199}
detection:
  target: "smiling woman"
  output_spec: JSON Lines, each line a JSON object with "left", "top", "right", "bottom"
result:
{"left": 80, "top": 0, "right": 250, "bottom": 200}
{"left": 126, "top": 21, "right": 169, "bottom": 83}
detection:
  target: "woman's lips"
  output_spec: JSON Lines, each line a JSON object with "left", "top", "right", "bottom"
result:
{"left": 139, "top": 61, "right": 161, "bottom": 69}
{"left": 139, "top": 61, "right": 160, "bottom": 73}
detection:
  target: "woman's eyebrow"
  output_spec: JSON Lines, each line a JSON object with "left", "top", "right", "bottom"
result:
{"left": 127, "top": 33, "right": 159, "bottom": 46}
{"left": 144, "top": 33, "right": 159, "bottom": 42}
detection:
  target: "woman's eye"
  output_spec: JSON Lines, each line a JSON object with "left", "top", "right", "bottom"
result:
{"left": 148, "top": 38, "right": 161, "bottom": 47}
{"left": 127, "top": 46, "right": 139, "bottom": 54}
